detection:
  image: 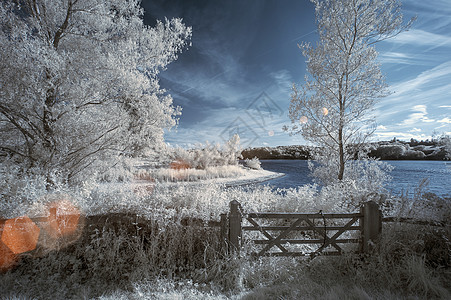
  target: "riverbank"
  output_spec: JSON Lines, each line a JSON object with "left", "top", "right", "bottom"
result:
{"left": 131, "top": 163, "right": 284, "bottom": 189}
{"left": 242, "top": 140, "right": 450, "bottom": 161}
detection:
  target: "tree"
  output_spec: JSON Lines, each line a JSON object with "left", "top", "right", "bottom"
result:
{"left": 436, "top": 134, "right": 451, "bottom": 159}
{"left": 286, "top": 0, "right": 414, "bottom": 182}
{"left": 0, "top": 0, "right": 191, "bottom": 184}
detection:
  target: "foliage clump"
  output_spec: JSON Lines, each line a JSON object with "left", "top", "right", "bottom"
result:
{"left": 0, "top": 0, "right": 191, "bottom": 184}
{"left": 287, "top": 0, "right": 414, "bottom": 181}
{"left": 244, "top": 157, "right": 262, "bottom": 170}
{"left": 170, "top": 134, "right": 243, "bottom": 170}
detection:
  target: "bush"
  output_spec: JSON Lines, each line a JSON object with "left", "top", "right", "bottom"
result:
{"left": 0, "top": 213, "right": 225, "bottom": 299}
{"left": 244, "top": 157, "right": 262, "bottom": 170}
{"left": 169, "top": 135, "right": 243, "bottom": 170}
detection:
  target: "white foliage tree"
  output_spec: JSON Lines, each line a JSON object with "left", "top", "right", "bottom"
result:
{"left": 0, "top": 0, "right": 191, "bottom": 184}
{"left": 170, "top": 134, "right": 242, "bottom": 169}
{"left": 287, "top": 0, "right": 414, "bottom": 182}
{"left": 436, "top": 134, "right": 451, "bottom": 159}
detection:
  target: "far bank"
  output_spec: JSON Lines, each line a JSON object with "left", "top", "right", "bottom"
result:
{"left": 242, "top": 139, "right": 450, "bottom": 161}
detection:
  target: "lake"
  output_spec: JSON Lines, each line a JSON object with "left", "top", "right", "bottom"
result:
{"left": 258, "top": 160, "right": 451, "bottom": 198}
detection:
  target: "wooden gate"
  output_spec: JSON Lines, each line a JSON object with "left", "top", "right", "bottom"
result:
{"left": 220, "top": 200, "right": 381, "bottom": 257}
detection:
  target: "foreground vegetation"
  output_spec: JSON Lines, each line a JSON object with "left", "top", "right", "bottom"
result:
{"left": 1, "top": 1, "right": 448, "bottom": 298}
{"left": 2, "top": 222, "right": 449, "bottom": 299}
{"left": 1, "top": 181, "right": 449, "bottom": 299}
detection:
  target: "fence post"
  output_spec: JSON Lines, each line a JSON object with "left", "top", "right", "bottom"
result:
{"left": 361, "top": 201, "right": 382, "bottom": 253}
{"left": 228, "top": 200, "right": 242, "bottom": 254}
{"left": 219, "top": 213, "right": 228, "bottom": 254}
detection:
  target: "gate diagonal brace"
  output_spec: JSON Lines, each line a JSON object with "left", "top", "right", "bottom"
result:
{"left": 311, "top": 216, "right": 359, "bottom": 254}
{"left": 303, "top": 218, "right": 342, "bottom": 253}
{"left": 246, "top": 217, "right": 288, "bottom": 253}
{"left": 257, "top": 216, "right": 306, "bottom": 256}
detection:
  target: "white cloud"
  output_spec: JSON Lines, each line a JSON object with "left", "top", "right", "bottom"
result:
{"left": 398, "top": 105, "right": 435, "bottom": 125}
{"left": 373, "top": 131, "right": 430, "bottom": 141}
{"left": 379, "top": 52, "right": 414, "bottom": 65}
{"left": 388, "top": 29, "right": 451, "bottom": 48}
{"left": 436, "top": 124, "right": 449, "bottom": 129}
{"left": 439, "top": 105, "right": 451, "bottom": 108}
{"left": 413, "top": 105, "right": 427, "bottom": 114}
{"left": 376, "top": 125, "right": 387, "bottom": 130}
{"left": 390, "top": 61, "right": 451, "bottom": 95}
{"left": 409, "top": 128, "right": 422, "bottom": 132}
{"left": 438, "top": 117, "right": 451, "bottom": 124}
{"left": 403, "top": 0, "right": 451, "bottom": 28}
{"left": 269, "top": 69, "right": 293, "bottom": 90}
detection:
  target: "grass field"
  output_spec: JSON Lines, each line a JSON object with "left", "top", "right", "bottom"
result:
{"left": 1, "top": 182, "right": 450, "bottom": 299}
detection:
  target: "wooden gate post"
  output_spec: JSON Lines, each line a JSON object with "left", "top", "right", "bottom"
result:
{"left": 228, "top": 200, "right": 242, "bottom": 253}
{"left": 219, "top": 213, "right": 228, "bottom": 253}
{"left": 361, "top": 201, "right": 382, "bottom": 253}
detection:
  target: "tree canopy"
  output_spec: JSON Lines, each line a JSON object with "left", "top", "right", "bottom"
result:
{"left": 0, "top": 0, "right": 191, "bottom": 184}
{"left": 287, "top": 0, "right": 414, "bottom": 182}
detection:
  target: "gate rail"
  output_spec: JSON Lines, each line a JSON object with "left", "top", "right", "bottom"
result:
{"left": 221, "top": 200, "right": 381, "bottom": 257}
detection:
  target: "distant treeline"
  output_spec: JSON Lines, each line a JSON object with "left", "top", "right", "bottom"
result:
{"left": 242, "top": 140, "right": 449, "bottom": 161}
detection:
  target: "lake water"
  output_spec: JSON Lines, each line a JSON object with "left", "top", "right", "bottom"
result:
{"left": 258, "top": 160, "right": 451, "bottom": 198}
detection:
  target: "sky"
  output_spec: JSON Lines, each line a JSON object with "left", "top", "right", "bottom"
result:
{"left": 142, "top": 0, "right": 451, "bottom": 148}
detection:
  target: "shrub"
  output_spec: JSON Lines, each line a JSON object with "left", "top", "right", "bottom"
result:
{"left": 0, "top": 212, "right": 224, "bottom": 299}
{"left": 244, "top": 157, "right": 262, "bottom": 170}
{"left": 168, "top": 135, "right": 243, "bottom": 170}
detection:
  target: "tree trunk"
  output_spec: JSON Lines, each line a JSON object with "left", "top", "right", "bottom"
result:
{"left": 41, "top": 2, "right": 73, "bottom": 189}
{"left": 338, "top": 90, "right": 345, "bottom": 181}
{"left": 338, "top": 127, "right": 345, "bottom": 181}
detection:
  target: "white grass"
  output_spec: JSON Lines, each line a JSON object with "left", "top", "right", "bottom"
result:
{"left": 140, "top": 164, "right": 283, "bottom": 185}
{"left": 1, "top": 181, "right": 449, "bottom": 299}
{"left": 1, "top": 160, "right": 450, "bottom": 300}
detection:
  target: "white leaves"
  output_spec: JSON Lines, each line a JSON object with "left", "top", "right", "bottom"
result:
{"left": 0, "top": 0, "right": 191, "bottom": 183}
{"left": 288, "top": 0, "right": 411, "bottom": 182}
{"left": 244, "top": 157, "right": 262, "bottom": 170}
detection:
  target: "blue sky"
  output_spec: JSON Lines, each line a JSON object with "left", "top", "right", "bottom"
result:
{"left": 143, "top": 0, "right": 451, "bottom": 148}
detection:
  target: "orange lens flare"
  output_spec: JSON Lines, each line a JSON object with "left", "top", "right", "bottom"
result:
{"left": 0, "top": 240, "right": 18, "bottom": 272}
{"left": 0, "top": 221, "right": 19, "bottom": 272}
{"left": 46, "top": 200, "right": 81, "bottom": 238}
{"left": 170, "top": 159, "right": 191, "bottom": 181}
{"left": 170, "top": 159, "right": 191, "bottom": 170}
{"left": 1, "top": 216, "right": 40, "bottom": 254}
{"left": 299, "top": 116, "right": 308, "bottom": 124}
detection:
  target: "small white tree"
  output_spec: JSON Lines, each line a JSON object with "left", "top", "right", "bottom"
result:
{"left": 222, "top": 134, "right": 243, "bottom": 165}
{"left": 245, "top": 157, "right": 262, "bottom": 170}
{"left": 0, "top": 0, "right": 191, "bottom": 184}
{"left": 286, "top": 0, "right": 414, "bottom": 182}
{"left": 436, "top": 134, "right": 451, "bottom": 159}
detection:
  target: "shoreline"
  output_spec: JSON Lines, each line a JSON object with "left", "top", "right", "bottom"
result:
{"left": 244, "top": 158, "right": 451, "bottom": 161}
{"left": 223, "top": 169, "right": 285, "bottom": 187}
{"left": 146, "top": 168, "right": 285, "bottom": 188}
{"left": 242, "top": 142, "right": 450, "bottom": 161}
